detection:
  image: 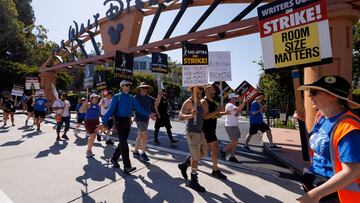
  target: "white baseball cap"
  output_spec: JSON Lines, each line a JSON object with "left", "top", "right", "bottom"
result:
{"left": 228, "top": 93, "right": 239, "bottom": 99}
{"left": 90, "top": 93, "right": 100, "bottom": 99}
{"left": 120, "top": 80, "right": 132, "bottom": 86}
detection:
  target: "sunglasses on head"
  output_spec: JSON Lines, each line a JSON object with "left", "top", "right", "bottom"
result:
{"left": 122, "top": 84, "right": 131, "bottom": 87}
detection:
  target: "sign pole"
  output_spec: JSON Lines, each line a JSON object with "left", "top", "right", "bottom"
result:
{"left": 220, "top": 81, "right": 224, "bottom": 107}
{"left": 292, "top": 69, "right": 310, "bottom": 161}
{"left": 193, "top": 87, "right": 198, "bottom": 124}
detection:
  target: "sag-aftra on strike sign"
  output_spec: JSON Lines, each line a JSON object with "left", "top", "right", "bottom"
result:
{"left": 258, "top": 0, "right": 332, "bottom": 71}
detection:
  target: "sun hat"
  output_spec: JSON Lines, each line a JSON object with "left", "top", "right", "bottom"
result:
{"left": 120, "top": 80, "right": 132, "bottom": 87}
{"left": 136, "top": 82, "right": 153, "bottom": 94}
{"left": 228, "top": 93, "right": 239, "bottom": 99}
{"left": 90, "top": 93, "right": 100, "bottom": 99}
{"left": 298, "top": 75, "right": 360, "bottom": 109}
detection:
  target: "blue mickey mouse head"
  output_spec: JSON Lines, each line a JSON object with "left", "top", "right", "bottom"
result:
{"left": 108, "top": 23, "right": 124, "bottom": 45}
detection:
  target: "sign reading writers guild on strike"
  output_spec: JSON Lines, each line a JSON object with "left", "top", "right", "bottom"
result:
{"left": 84, "top": 64, "right": 95, "bottom": 89}
{"left": 114, "top": 50, "right": 134, "bottom": 80}
{"left": 209, "top": 52, "right": 231, "bottom": 82}
{"left": 25, "top": 77, "right": 40, "bottom": 90}
{"left": 152, "top": 52, "right": 168, "bottom": 74}
{"left": 182, "top": 43, "right": 209, "bottom": 87}
{"left": 258, "top": 0, "right": 332, "bottom": 71}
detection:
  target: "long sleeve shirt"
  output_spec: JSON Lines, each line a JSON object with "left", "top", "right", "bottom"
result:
{"left": 102, "top": 92, "right": 150, "bottom": 125}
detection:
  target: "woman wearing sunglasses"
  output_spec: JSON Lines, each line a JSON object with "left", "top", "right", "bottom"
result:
{"left": 296, "top": 76, "right": 360, "bottom": 203}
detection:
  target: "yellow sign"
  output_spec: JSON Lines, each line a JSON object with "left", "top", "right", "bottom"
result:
{"left": 273, "top": 23, "right": 320, "bottom": 68}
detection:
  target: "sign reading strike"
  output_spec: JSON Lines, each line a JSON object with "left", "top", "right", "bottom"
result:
{"left": 11, "top": 85, "right": 24, "bottom": 97}
{"left": 152, "top": 52, "right": 168, "bottom": 74}
{"left": 235, "top": 81, "right": 259, "bottom": 103}
{"left": 95, "top": 71, "right": 107, "bottom": 91}
{"left": 25, "top": 77, "right": 40, "bottom": 90}
{"left": 258, "top": 0, "right": 332, "bottom": 70}
{"left": 182, "top": 43, "right": 209, "bottom": 87}
{"left": 209, "top": 52, "right": 231, "bottom": 82}
{"left": 212, "top": 81, "right": 234, "bottom": 100}
{"left": 114, "top": 51, "right": 134, "bottom": 80}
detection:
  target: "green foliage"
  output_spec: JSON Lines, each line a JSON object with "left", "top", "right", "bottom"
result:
{"left": 0, "top": 59, "right": 38, "bottom": 91}
{"left": 353, "top": 22, "right": 360, "bottom": 88}
{"left": 56, "top": 72, "right": 72, "bottom": 92}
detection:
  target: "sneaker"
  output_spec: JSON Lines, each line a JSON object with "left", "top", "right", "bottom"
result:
{"left": 170, "top": 139, "right": 178, "bottom": 144}
{"left": 96, "top": 134, "right": 101, "bottom": 142}
{"left": 270, "top": 145, "right": 282, "bottom": 149}
{"left": 140, "top": 153, "right": 150, "bottom": 162}
{"left": 37, "top": 127, "right": 41, "bottom": 132}
{"left": 154, "top": 139, "right": 160, "bottom": 145}
{"left": 56, "top": 136, "right": 61, "bottom": 141}
{"left": 124, "top": 167, "right": 136, "bottom": 175}
{"left": 86, "top": 150, "right": 95, "bottom": 158}
{"left": 111, "top": 158, "right": 120, "bottom": 168}
{"left": 25, "top": 120, "right": 28, "bottom": 125}
{"left": 133, "top": 151, "right": 140, "bottom": 159}
{"left": 178, "top": 162, "right": 189, "bottom": 180}
{"left": 12, "top": 124, "right": 15, "bottom": 126}
{"left": 211, "top": 169, "right": 227, "bottom": 180}
{"left": 243, "top": 146, "right": 253, "bottom": 152}
{"left": 61, "top": 134, "right": 69, "bottom": 140}
{"left": 220, "top": 150, "right": 226, "bottom": 160}
{"left": 228, "top": 156, "right": 240, "bottom": 163}
{"left": 106, "top": 140, "right": 114, "bottom": 145}
{"left": 188, "top": 173, "right": 206, "bottom": 193}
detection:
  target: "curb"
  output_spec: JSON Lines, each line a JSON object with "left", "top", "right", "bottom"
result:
{"left": 263, "top": 141, "right": 304, "bottom": 176}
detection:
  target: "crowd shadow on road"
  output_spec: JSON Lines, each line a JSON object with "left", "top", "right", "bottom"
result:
{"left": 35, "top": 141, "right": 68, "bottom": 158}
{"left": 0, "top": 130, "right": 44, "bottom": 147}
{"left": 0, "top": 125, "right": 10, "bottom": 133}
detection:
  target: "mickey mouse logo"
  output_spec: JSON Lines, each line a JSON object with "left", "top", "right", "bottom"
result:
{"left": 324, "top": 76, "right": 336, "bottom": 84}
{"left": 108, "top": 23, "right": 124, "bottom": 45}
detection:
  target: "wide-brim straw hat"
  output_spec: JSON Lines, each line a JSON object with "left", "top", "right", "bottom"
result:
{"left": 136, "top": 82, "right": 153, "bottom": 94}
{"left": 298, "top": 75, "right": 360, "bottom": 109}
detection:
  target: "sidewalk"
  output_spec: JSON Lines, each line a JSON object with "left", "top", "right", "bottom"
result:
{"left": 263, "top": 128, "right": 310, "bottom": 175}
{"left": 0, "top": 114, "right": 303, "bottom": 203}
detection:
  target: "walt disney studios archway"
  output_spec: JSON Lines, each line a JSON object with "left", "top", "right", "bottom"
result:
{"left": 40, "top": 0, "right": 360, "bottom": 130}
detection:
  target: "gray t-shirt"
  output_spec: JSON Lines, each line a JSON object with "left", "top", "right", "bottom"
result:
{"left": 186, "top": 104, "right": 204, "bottom": 133}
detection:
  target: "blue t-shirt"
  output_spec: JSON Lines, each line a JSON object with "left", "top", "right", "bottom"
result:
{"left": 34, "top": 98, "right": 48, "bottom": 112}
{"left": 76, "top": 103, "right": 86, "bottom": 119}
{"left": 309, "top": 111, "right": 360, "bottom": 178}
{"left": 85, "top": 103, "right": 100, "bottom": 120}
{"left": 134, "top": 95, "right": 154, "bottom": 122}
{"left": 250, "top": 101, "right": 264, "bottom": 124}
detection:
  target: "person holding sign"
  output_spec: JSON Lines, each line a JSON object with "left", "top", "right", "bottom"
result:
{"left": 294, "top": 76, "right": 360, "bottom": 203}
{"left": 133, "top": 82, "right": 156, "bottom": 162}
{"left": 52, "top": 93, "right": 71, "bottom": 141}
{"left": 33, "top": 93, "right": 48, "bottom": 132}
{"left": 97, "top": 80, "right": 156, "bottom": 174}
{"left": 3, "top": 93, "right": 16, "bottom": 126}
{"left": 25, "top": 95, "right": 35, "bottom": 126}
{"left": 80, "top": 94, "right": 101, "bottom": 158}
{"left": 221, "top": 93, "right": 247, "bottom": 163}
{"left": 200, "top": 85, "right": 228, "bottom": 180}
{"left": 178, "top": 86, "right": 207, "bottom": 193}
{"left": 244, "top": 93, "right": 280, "bottom": 152}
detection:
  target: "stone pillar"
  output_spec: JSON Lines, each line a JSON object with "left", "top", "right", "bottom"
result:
{"left": 39, "top": 71, "right": 57, "bottom": 104}
{"left": 304, "top": 3, "right": 360, "bottom": 131}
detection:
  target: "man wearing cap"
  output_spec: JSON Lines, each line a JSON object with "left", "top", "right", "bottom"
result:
{"left": 98, "top": 80, "right": 156, "bottom": 174}
{"left": 200, "top": 85, "right": 229, "bottom": 180}
{"left": 133, "top": 82, "right": 156, "bottom": 162}
{"left": 295, "top": 76, "right": 360, "bottom": 203}
{"left": 33, "top": 93, "right": 48, "bottom": 132}
{"left": 52, "top": 93, "right": 71, "bottom": 141}
{"left": 244, "top": 93, "right": 280, "bottom": 152}
{"left": 99, "top": 91, "right": 114, "bottom": 145}
{"left": 178, "top": 86, "right": 207, "bottom": 192}
{"left": 221, "top": 93, "right": 246, "bottom": 162}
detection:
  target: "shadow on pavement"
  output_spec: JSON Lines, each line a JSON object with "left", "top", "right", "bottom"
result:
{"left": 35, "top": 141, "right": 68, "bottom": 158}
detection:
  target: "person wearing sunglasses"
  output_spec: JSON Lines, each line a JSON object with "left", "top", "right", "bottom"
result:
{"left": 97, "top": 80, "right": 156, "bottom": 175}
{"left": 296, "top": 76, "right": 360, "bottom": 203}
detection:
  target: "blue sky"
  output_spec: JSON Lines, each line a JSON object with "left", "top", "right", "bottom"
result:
{"left": 32, "top": 0, "right": 265, "bottom": 89}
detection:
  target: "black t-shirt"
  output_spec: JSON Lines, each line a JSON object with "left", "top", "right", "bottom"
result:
{"left": 4, "top": 99, "right": 15, "bottom": 111}
{"left": 27, "top": 98, "right": 34, "bottom": 111}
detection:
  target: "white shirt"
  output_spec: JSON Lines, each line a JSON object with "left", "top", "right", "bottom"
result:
{"left": 225, "top": 102, "right": 239, "bottom": 127}
{"left": 52, "top": 100, "right": 71, "bottom": 117}
{"left": 100, "top": 97, "right": 112, "bottom": 116}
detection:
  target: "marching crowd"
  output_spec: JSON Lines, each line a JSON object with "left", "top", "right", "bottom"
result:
{"left": 1, "top": 76, "right": 359, "bottom": 202}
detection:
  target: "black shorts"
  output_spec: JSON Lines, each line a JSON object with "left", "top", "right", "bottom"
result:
{"left": 34, "top": 111, "right": 46, "bottom": 119}
{"left": 249, "top": 123, "right": 270, "bottom": 135}
{"left": 77, "top": 117, "right": 85, "bottom": 124}
{"left": 203, "top": 127, "right": 217, "bottom": 143}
